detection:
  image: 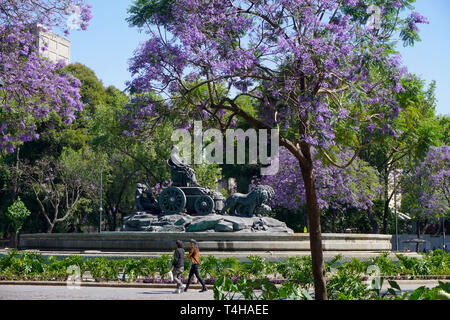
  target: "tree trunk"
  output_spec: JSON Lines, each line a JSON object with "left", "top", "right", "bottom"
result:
{"left": 300, "top": 163, "right": 328, "bottom": 300}
{"left": 11, "top": 147, "right": 20, "bottom": 202}
{"left": 9, "top": 233, "right": 18, "bottom": 249}
{"left": 112, "top": 208, "right": 117, "bottom": 232}
{"left": 47, "top": 223, "right": 55, "bottom": 234}
{"left": 368, "top": 209, "right": 379, "bottom": 234}
{"left": 331, "top": 210, "right": 336, "bottom": 233}
{"left": 304, "top": 210, "right": 309, "bottom": 232}
{"left": 416, "top": 221, "right": 421, "bottom": 253}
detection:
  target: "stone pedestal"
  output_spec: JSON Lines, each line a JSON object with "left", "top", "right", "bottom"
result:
{"left": 18, "top": 233, "right": 392, "bottom": 253}
{"left": 122, "top": 213, "right": 294, "bottom": 234}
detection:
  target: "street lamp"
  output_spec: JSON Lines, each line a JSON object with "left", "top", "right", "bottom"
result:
{"left": 99, "top": 164, "right": 104, "bottom": 234}
{"left": 443, "top": 217, "right": 447, "bottom": 252}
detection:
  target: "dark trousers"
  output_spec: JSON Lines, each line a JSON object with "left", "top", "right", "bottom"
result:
{"left": 186, "top": 264, "right": 206, "bottom": 289}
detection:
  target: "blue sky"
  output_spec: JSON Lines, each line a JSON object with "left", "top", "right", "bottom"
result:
{"left": 67, "top": 0, "right": 449, "bottom": 116}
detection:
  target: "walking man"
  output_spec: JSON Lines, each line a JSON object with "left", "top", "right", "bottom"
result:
{"left": 170, "top": 240, "right": 185, "bottom": 294}
{"left": 184, "top": 239, "right": 208, "bottom": 293}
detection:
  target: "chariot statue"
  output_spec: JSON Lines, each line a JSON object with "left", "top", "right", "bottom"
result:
{"left": 134, "top": 147, "right": 275, "bottom": 219}
{"left": 124, "top": 152, "right": 289, "bottom": 233}
{"left": 156, "top": 146, "right": 225, "bottom": 215}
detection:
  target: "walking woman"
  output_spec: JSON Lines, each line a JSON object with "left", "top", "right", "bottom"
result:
{"left": 170, "top": 240, "right": 185, "bottom": 294}
{"left": 184, "top": 239, "right": 208, "bottom": 292}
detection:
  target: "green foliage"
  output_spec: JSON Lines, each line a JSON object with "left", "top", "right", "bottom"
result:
{"left": 340, "top": 258, "right": 369, "bottom": 275}
{"left": 0, "top": 249, "right": 19, "bottom": 271}
{"left": 122, "top": 258, "right": 147, "bottom": 281}
{"left": 115, "top": 257, "right": 161, "bottom": 281}
{"left": 192, "top": 163, "right": 222, "bottom": 190}
{"left": 438, "top": 116, "right": 450, "bottom": 145}
{"left": 6, "top": 197, "right": 31, "bottom": 234}
{"left": 154, "top": 254, "right": 172, "bottom": 278}
{"left": 381, "top": 280, "right": 450, "bottom": 301}
{"left": 242, "top": 255, "right": 274, "bottom": 278}
{"left": 46, "top": 255, "right": 86, "bottom": 278}
{"left": 127, "top": 0, "right": 175, "bottom": 29}
{"left": 213, "top": 276, "right": 312, "bottom": 301}
{"left": 331, "top": 251, "right": 448, "bottom": 278}
{"left": 199, "top": 255, "right": 243, "bottom": 278}
{"left": 369, "top": 252, "right": 397, "bottom": 275}
{"left": 199, "top": 255, "right": 220, "bottom": 278}
{"left": 0, "top": 251, "right": 50, "bottom": 279}
{"left": 275, "top": 256, "right": 314, "bottom": 287}
{"left": 395, "top": 254, "right": 431, "bottom": 276}
{"left": 422, "top": 249, "right": 450, "bottom": 275}
{"left": 139, "top": 258, "right": 157, "bottom": 277}
{"left": 20, "top": 147, "right": 104, "bottom": 233}
{"left": 65, "top": 63, "right": 107, "bottom": 111}
{"left": 85, "top": 258, "right": 121, "bottom": 281}
{"left": 268, "top": 207, "right": 307, "bottom": 233}
{"left": 220, "top": 257, "right": 241, "bottom": 277}
{"left": 14, "top": 251, "right": 46, "bottom": 275}
{"left": 359, "top": 76, "right": 442, "bottom": 233}
{"left": 1, "top": 250, "right": 449, "bottom": 300}
{"left": 327, "top": 270, "right": 372, "bottom": 300}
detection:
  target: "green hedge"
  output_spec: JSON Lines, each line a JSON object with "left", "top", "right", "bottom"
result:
{"left": 0, "top": 250, "right": 448, "bottom": 283}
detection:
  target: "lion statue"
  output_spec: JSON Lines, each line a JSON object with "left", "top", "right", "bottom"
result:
{"left": 221, "top": 185, "right": 275, "bottom": 217}
{"left": 135, "top": 183, "right": 161, "bottom": 214}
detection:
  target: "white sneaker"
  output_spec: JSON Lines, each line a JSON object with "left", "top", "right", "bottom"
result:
{"left": 173, "top": 289, "right": 181, "bottom": 294}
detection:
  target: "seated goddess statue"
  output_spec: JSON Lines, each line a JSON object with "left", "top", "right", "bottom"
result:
{"left": 167, "top": 146, "right": 200, "bottom": 187}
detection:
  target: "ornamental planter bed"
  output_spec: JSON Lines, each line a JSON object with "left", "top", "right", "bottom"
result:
{"left": 1, "top": 250, "right": 448, "bottom": 286}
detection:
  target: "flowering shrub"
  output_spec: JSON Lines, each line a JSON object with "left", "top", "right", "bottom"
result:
{"left": 0, "top": 0, "right": 92, "bottom": 153}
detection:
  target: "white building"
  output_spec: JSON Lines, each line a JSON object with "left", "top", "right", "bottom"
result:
{"left": 32, "top": 25, "right": 71, "bottom": 65}
{"left": 388, "top": 168, "right": 411, "bottom": 221}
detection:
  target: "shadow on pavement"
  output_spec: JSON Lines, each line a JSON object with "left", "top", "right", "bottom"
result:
{"left": 139, "top": 291, "right": 174, "bottom": 295}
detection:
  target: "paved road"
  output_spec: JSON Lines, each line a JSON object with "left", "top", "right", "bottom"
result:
{"left": 0, "top": 281, "right": 446, "bottom": 300}
{"left": 0, "top": 285, "right": 215, "bottom": 300}
{"left": 379, "top": 280, "right": 445, "bottom": 293}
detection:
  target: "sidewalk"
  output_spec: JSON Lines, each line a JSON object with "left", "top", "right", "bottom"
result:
{"left": 0, "top": 280, "right": 446, "bottom": 300}
{"left": 0, "top": 284, "right": 215, "bottom": 300}
{"left": 0, "top": 280, "right": 213, "bottom": 290}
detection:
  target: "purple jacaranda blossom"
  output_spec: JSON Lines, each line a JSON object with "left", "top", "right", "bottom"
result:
{"left": 406, "top": 11, "right": 429, "bottom": 33}
{"left": 0, "top": 0, "right": 92, "bottom": 153}
{"left": 125, "top": 0, "right": 420, "bottom": 150}
{"left": 251, "top": 147, "right": 381, "bottom": 212}
{"left": 403, "top": 146, "right": 449, "bottom": 219}
{"left": 410, "top": 11, "right": 429, "bottom": 25}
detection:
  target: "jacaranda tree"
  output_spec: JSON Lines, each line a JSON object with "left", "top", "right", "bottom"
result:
{"left": 126, "top": 0, "right": 428, "bottom": 299}
{"left": 252, "top": 147, "right": 381, "bottom": 213}
{"left": 402, "top": 146, "right": 450, "bottom": 220}
{"left": 0, "top": 0, "right": 92, "bottom": 153}
{"left": 360, "top": 76, "right": 442, "bottom": 234}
